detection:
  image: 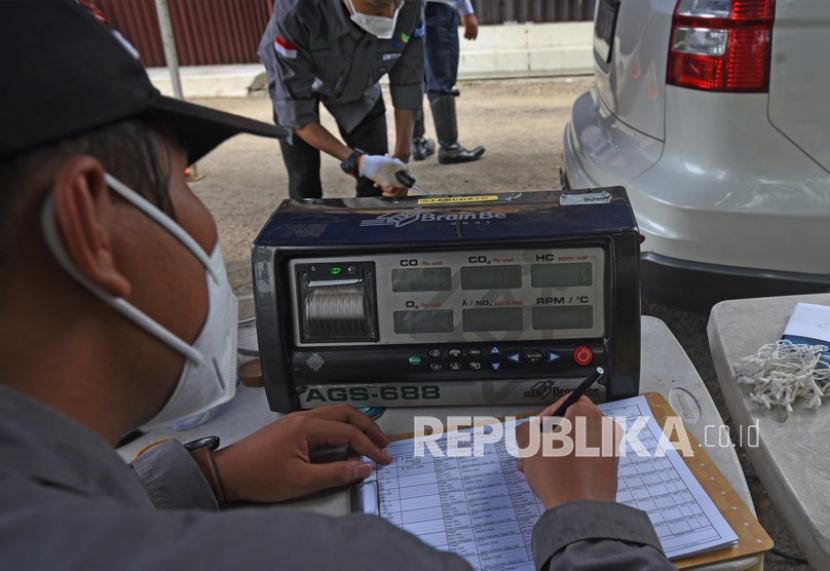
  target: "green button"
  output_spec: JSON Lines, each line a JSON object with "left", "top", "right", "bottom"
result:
{"left": 408, "top": 355, "right": 423, "bottom": 366}
{"left": 329, "top": 266, "right": 343, "bottom": 276}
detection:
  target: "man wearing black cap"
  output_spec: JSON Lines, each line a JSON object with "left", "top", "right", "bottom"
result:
{"left": 0, "top": 2, "right": 673, "bottom": 570}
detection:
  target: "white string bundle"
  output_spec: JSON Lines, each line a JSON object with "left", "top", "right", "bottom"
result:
{"left": 737, "top": 340, "right": 830, "bottom": 413}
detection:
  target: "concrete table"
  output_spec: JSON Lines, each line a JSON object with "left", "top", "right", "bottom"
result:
{"left": 709, "top": 293, "right": 830, "bottom": 569}
{"left": 121, "top": 316, "right": 760, "bottom": 570}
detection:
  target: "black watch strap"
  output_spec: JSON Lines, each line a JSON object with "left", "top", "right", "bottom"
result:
{"left": 340, "top": 148, "right": 365, "bottom": 177}
{"left": 184, "top": 435, "right": 220, "bottom": 452}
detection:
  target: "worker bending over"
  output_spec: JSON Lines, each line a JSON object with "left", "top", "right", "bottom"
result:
{"left": 259, "top": 0, "right": 424, "bottom": 199}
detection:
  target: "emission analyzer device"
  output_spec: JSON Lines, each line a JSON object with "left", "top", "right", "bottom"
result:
{"left": 252, "top": 188, "right": 640, "bottom": 412}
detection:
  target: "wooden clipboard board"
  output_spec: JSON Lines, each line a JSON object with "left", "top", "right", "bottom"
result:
{"left": 644, "top": 392, "right": 773, "bottom": 568}
{"left": 355, "top": 392, "right": 773, "bottom": 568}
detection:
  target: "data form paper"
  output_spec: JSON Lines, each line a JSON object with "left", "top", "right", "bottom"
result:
{"left": 358, "top": 396, "right": 737, "bottom": 570}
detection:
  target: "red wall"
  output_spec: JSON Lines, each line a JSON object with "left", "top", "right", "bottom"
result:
{"left": 94, "top": 0, "right": 594, "bottom": 68}
{"left": 96, "top": 0, "right": 273, "bottom": 67}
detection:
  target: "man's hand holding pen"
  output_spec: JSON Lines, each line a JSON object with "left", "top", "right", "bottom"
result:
{"left": 516, "top": 372, "right": 623, "bottom": 510}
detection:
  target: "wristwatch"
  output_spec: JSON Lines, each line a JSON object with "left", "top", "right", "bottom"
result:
{"left": 340, "top": 148, "right": 365, "bottom": 177}
{"left": 184, "top": 435, "right": 220, "bottom": 452}
{"left": 185, "top": 436, "right": 227, "bottom": 506}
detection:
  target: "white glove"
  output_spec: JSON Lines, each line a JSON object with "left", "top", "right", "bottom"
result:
{"left": 358, "top": 154, "right": 408, "bottom": 188}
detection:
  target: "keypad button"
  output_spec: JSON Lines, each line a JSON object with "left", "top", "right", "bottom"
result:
{"left": 524, "top": 350, "right": 543, "bottom": 365}
{"left": 506, "top": 352, "right": 522, "bottom": 364}
{"left": 448, "top": 348, "right": 462, "bottom": 358}
{"left": 429, "top": 362, "right": 444, "bottom": 372}
{"left": 573, "top": 346, "right": 594, "bottom": 366}
{"left": 408, "top": 355, "right": 423, "bottom": 366}
{"left": 449, "top": 361, "right": 462, "bottom": 371}
{"left": 428, "top": 348, "right": 442, "bottom": 359}
{"left": 467, "top": 348, "right": 482, "bottom": 358}
{"left": 469, "top": 361, "right": 482, "bottom": 371}
{"left": 547, "top": 352, "right": 561, "bottom": 363}
{"left": 490, "top": 361, "right": 502, "bottom": 371}
{"left": 489, "top": 346, "right": 501, "bottom": 356}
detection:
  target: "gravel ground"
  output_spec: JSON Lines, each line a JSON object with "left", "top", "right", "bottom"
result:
{"left": 190, "top": 77, "right": 813, "bottom": 570}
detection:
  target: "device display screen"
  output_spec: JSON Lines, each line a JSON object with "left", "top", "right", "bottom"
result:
{"left": 532, "top": 306, "right": 593, "bottom": 330}
{"left": 391, "top": 267, "right": 452, "bottom": 292}
{"left": 291, "top": 246, "right": 606, "bottom": 346}
{"left": 394, "top": 310, "right": 454, "bottom": 334}
{"left": 531, "top": 263, "right": 593, "bottom": 288}
{"left": 460, "top": 265, "right": 522, "bottom": 290}
{"left": 462, "top": 307, "right": 523, "bottom": 331}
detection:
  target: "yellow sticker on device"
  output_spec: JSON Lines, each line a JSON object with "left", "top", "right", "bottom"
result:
{"left": 417, "top": 195, "right": 499, "bottom": 205}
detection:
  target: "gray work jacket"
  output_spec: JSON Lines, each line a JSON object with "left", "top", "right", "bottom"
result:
{"left": 258, "top": 0, "right": 425, "bottom": 135}
{"left": 0, "top": 385, "right": 673, "bottom": 570}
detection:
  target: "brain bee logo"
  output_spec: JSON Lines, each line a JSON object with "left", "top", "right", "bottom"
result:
{"left": 360, "top": 207, "right": 506, "bottom": 228}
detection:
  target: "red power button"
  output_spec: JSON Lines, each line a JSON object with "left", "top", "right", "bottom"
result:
{"left": 573, "top": 346, "right": 594, "bottom": 366}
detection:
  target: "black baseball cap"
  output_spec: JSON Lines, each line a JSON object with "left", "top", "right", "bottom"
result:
{"left": 0, "top": 1, "right": 286, "bottom": 164}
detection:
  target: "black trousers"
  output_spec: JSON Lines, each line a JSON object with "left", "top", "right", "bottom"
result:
{"left": 414, "top": 3, "right": 460, "bottom": 140}
{"left": 278, "top": 96, "right": 388, "bottom": 199}
{"left": 424, "top": 2, "right": 459, "bottom": 102}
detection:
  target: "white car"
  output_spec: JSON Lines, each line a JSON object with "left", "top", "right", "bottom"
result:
{"left": 562, "top": 0, "right": 830, "bottom": 307}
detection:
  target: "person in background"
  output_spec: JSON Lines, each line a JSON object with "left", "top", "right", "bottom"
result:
{"left": 412, "top": 0, "right": 485, "bottom": 164}
{"left": 258, "top": 0, "right": 425, "bottom": 199}
{"left": 1, "top": 3, "right": 673, "bottom": 570}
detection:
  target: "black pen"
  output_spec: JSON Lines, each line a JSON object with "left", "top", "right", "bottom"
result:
{"left": 550, "top": 366, "right": 605, "bottom": 418}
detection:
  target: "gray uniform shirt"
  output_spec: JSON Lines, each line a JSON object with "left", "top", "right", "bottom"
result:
{"left": 0, "top": 384, "right": 673, "bottom": 570}
{"left": 258, "top": 0, "right": 425, "bottom": 135}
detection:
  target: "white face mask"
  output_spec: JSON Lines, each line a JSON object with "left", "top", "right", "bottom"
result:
{"left": 40, "top": 173, "right": 238, "bottom": 431}
{"left": 344, "top": 0, "right": 402, "bottom": 40}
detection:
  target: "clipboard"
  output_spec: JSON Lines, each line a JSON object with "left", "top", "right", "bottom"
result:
{"left": 353, "top": 392, "right": 773, "bottom": 568}
{"left": 644, "top": 392, "right": 773, "bottom": 568}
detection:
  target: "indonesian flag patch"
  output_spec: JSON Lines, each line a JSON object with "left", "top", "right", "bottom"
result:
{"left": 274, "top": 36, "right": 297, "bottom": 59}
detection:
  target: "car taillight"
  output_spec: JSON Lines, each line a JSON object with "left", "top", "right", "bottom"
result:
{"left": 667, "top": 0, "right": 775, "bottom": 92}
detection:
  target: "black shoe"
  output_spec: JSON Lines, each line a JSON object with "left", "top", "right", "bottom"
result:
{"left": 438, "top": 143, "right": 485, "bottom": 164}
{"left": 412, "top": 137, "right": 435, "bottom": 161}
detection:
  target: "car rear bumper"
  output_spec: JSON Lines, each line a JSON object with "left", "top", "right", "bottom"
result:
{"left": 641, "top": 252, "right": 830, "bottom": 310}
{"left": 563, "top": 87, "right": 830, "bottom": 284}
{"left": 562, "top": 89, "right": 663, "bottom": 190}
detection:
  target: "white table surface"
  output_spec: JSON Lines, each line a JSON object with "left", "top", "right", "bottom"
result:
{"left": 709, "top": 293, "right": 830, "bottom": 569}
{"left": 121, "top": 315, "right": 760, "bottom": 570}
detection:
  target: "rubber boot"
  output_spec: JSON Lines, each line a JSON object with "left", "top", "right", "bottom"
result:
{"left": 411, "top": 107, "right": 435, "bottom": 161}
{"left": 430, "top": 95, "right": 485, "bottom": 164}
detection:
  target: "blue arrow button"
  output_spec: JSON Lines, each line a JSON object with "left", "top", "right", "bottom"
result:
{"left": 490, "top": 346, "right": 501, "bottom": 356}
{"left": 506, "top": 352, "right": 522, "bottom": 364}
{"left": 547, "top": 352, "right": 561, "bottom": 363}
{"left": 490, "top": 361, "right": 502, "bottom": 371}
